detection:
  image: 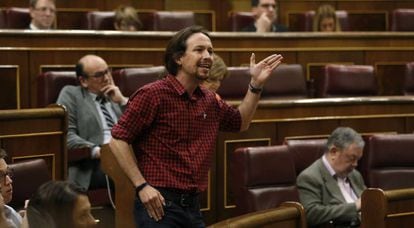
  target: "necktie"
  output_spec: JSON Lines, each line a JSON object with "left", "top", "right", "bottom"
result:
{"left": 97, "top": 97, "right": 115, "bottom": 128}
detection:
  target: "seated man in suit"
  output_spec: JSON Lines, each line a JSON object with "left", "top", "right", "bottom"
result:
{"left": 29, "top": 0, "right": 56, "bottom": 30}
{"left": 57, "top": 54, "right": 128, "bottom": 190}
{"left": 0, "top": 148, "right": 23, "bottom": 228}
{"left": 297, "top": 127, "right": 366, "bottom": 228}
{"left": 242, "top": 0, "right": 288, "bottom": 32}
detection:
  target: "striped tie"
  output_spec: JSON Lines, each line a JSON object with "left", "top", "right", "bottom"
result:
{"left": 98, "top": 97, "right": 115, "bottom": 128}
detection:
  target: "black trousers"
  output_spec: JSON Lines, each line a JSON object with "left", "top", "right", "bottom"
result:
{"left": 134, "top": 187, "right": 205, "bottom": 228}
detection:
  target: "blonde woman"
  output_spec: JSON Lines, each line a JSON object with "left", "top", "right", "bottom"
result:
{"left": 202, "top": 54, "right": 228, "bottom": 92}
{"left": 313, "top": 4, "right": 341, "bottom": 32}
{"left": 114, "top": 5, "right": 142, "bottom": 31}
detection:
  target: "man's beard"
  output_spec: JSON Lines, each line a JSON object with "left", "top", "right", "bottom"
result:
{"left": 196, "top": 74, "right": 209, "bottom": 81}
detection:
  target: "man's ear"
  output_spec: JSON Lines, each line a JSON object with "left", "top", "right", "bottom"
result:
{"left": 327, "top": 145, "right": 336, "bottom": 154}
{"left": 29, "top": 8, "right": 36, "bottom": 19}
{"left": 174, "top": 53, "right": 183, "bottom": 66}
{"left": 78, "top": 76, "right": 88, "bottom": 88}
{"left": 252, "top": 7, "right": 260, "bottom": 18}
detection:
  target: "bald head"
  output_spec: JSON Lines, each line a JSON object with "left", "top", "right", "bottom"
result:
{"left": 76, "top": 55, "right": 107, "bottom": 78}
{"left": 76, "top": 55, "right": 111, "bottom": 94}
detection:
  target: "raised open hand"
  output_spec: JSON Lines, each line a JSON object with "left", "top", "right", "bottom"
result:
{"left": 249, "top": 53, "right": 283, "bottom": 88}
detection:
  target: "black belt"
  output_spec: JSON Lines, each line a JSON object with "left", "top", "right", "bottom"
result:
{"left": 157, "top": 187, "right": 199, "bottom": 208}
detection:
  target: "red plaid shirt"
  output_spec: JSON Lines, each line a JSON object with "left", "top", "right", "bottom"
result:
{"left": 112, "top": 75, "right": 241, "bottom": 191}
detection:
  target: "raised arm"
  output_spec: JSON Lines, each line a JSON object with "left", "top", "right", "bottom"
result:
{"left": 238, "top": 53, "right": 283, "bottom": 131}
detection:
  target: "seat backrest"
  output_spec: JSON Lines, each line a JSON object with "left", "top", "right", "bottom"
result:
{"left": 86, "top": 11, "right": 115, "bottom": 30}
{"left": 138, "top": 11, "right": 156, "bottom": 31}
{"left": 218, "top": 65, "right": 307, "bottom": 100}
{"left": 208, "top": 202, "right": 307, "bottom": 228}
{"left": 262, "top": 64, "right": 307, "bottom": 99}
{"left": 228, "top": 11, "right": 255, "bottom": 31}
{"left": 335, "top": 10, "right": 350, "bottom": 31}
{"left": 364, "top": 134, "right": 414, "bottom": 190}
{"left": 404, "top": 62, "right": 414, "bottom": 95}
{"left": 112, "top": 66, "right": 165, "bottom": 97}
{"left": 285, "top": 138, "right": 327, "bottom": 176}
{"left": 216, "top": 66, "right": 251, "bottom": 100}
{"left": 9, "top": 159, "right": 51, "bottom": 209}
{"left": 231, "top": 145, "right": 299, "bottom": 216}
{"left": 292, "top": 10, "right": 349, "bottom": 31}
{"left": 153, "top": 11, "right": 195, "bottom": 31}
{"left": 317, "top": 64, "right": 378, "bottom": 97}
{"left": 390, "top": 9, "right": 414, "bottom": 31}
{"left": 291, "top": 10, "right": 315, "bottom": 32}
{"left": 37, "top": 71, "right": 77, "bottom": 107}
{"left": 0, "top": 9, "right": 6, "bottom": 28}
{"left": 6, "top": 7, "right": 31, "bottom": 29}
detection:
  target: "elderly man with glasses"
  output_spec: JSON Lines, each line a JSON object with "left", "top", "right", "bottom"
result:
{"left": 57, "top": 54, "right": 128, "bottom": 190}
{"left": 242, "top": 0, "right": 288, "bottom": 32}
{"left": 29, "top": 0, "right": 56, "bottom": 30}
{"left": 0, "top": 148, "right": 22, "bottom": 228}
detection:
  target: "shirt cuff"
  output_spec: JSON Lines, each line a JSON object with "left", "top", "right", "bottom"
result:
{"left": 91, "top": 146, "right": 101, "bottom": 159}
{"left": 121, "top": 97, "right": 129, "bottom": 106}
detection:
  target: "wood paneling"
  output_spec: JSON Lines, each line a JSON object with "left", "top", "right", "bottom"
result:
{"left": 0, "top": 31, "right": 414, "bottom": 108}
{"left": 0, "top": 106, "right": 67, "bottom": 180}
{"left": 214, "top": 97, "right": 414, "bottom": 222}
{"left": 0, "top": 66, "right": 19, "bottom": 109}
{"left": 361, "top": 188, "right": 414, "bottom": 228}
{"left": 2, "top": 1, "right": 414, "bottom": 31}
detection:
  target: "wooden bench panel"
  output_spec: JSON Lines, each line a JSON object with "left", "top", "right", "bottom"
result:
{"left": 0, "top": 105, "right": 67, "bottom": 180}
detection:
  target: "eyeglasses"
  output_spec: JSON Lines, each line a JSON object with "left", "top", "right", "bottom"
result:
{"left": 34, "top": 7, "right": 56, "bottom": 14}
{"left": 85, "top": 68, "right": 111, "bottom": 79}
{"left": 259, "top": 4, "right": 277, "bottom": 9}
{"left": 0, "top": 168, "right": 13, "bottom": 185}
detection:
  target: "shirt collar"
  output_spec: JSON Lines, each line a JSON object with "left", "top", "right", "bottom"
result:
{"left": 166, "top": 74, "right": 205, "bottom": 100}
{"left": 322, "top": 154, "right": 337, "bottom": 177}
{"left": 29, "top": 22, "right": 52, "bottom": 30}
{"left": 29, "top": 23, "right": 39, "bottom": 30}
{"left": 89, "top": 92, "right": 99, "bottom": 101}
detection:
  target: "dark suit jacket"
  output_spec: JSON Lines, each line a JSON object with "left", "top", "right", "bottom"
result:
{"left": 57, "top": 85, "right": 123, "bottom": 189}
{"left": 297, "top": 158, "right": 366, "bottom": 227}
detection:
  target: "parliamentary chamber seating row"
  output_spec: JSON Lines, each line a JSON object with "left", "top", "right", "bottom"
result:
{"left": 0, "top": 7, "right": 206, "bottom": 31}
{"left": 37, "top": 62, "right": 414, "bottom": 108}
{"left": 218, "top": 62, "right": 414, "bottom": 100}
{"left": 1, "top": 6, "right": 414, "bottom": 31}
{"left": 229, "top": 8, "right": 414, "bottom": 32}
{"left": 229, "top": 133, "right": 414, "bottom": 225}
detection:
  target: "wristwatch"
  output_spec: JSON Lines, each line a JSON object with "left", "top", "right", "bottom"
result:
{"left": 135, "top": 182, "right": 148, "bottom": 198}
{"left": 249, "top": 83, "right": 263, "bottom": 94}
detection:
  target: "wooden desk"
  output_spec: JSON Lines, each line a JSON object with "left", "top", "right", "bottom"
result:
{"left": 208, "top": 202, "right": 307, "bottom": 228}
{"left": 0, "top": 30, "right": 413, "bottom": 108}
{"left": 362, "top": 188, "right": 414, "bottom": 228}
{"left": 0, "top": 105, "right": 67, "bottom": 180}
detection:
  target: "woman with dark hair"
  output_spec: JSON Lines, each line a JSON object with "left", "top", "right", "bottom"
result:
{"left": 26, "top": 181, "right": 96, "bottom": 228}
